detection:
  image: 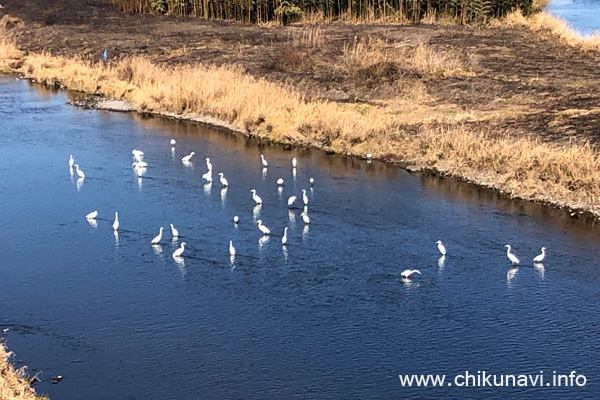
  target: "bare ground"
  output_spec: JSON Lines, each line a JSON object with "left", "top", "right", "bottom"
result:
{"left": 1, "top": 0, "right": 600, "bottom": 147}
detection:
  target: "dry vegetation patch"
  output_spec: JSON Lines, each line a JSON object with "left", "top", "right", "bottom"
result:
{"left": 0, "top": 342, "right": 46, "bottom": 400}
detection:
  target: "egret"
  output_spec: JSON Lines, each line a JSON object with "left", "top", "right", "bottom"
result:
{"left": 132, "top": 149, "right": 144, "bottom": 162}
{"left": 260, "top": 154, "right": 268, "bottom": 167}
{"left": 287, "top": 195, "right": 297, "bottom": 207}
{"left": 533, "top": 247, "right": 547, "bottom": 263}
{"left": 170, "top": 223, "right": 179, "bottom": 238}
{"left": 182, "top": 152, "right": 195, "bottom": 163}
{"left": 251, "top": 189, "right": 263, "bottom": 205}
{"left": 292, "top": 157, "right": 297, "bottom": 168}
{"left": 436, "top": 240, "right": 447, "bottom": 256}
{"left": 173, "top": 242, "right": 186, "bottom": 258}
{"left": 205, "top": 157, "right": 212, "bottom": 171}
{"left": 202, "top": 170, "right": 213, "bottom": 182}
{"left": 282, "top": 227, "right": 288, "bottom": 245}
{"left": 233, "top": 215, "right": 239, "bottom": 224}
{"left": 256, "top": 220, "right": 270, "bottom": 235}
{"left": 309, "top": 178, "right": 314, "bottom": 187}
{"left": 401, "top": 269, "right": 421, "bottom": 279}
{"left": 132, "top": 160, "right": 148, "bottom": 168}
{"left": 151, "top": 227, "right": 163, "bottom": 244}
{"left": 300, "top": 210, "right": 310, "bottom": 225}
{"left": 302, "top": 189, "right": 308, "bottom": 205}
{"left": 74, "top": 164, "right": 85, "bottom": 179}
{"left": 86, "top": 210, "right": 98, "bottom": 220}
{"left": 229, "top": 241, "right": 236, "bottom": 257}
{"left": 504, "top": 245, "right": 520, "bottom": 265}
{"left": 170, "top": 139, "right": 176, "bottom": 146}
{"left": 102, "top": 49, "right": 108, "bottom": 63}
{"left": 277, "top": 178, "right": 284, "bottom": 186}
{"left": 218, "top": 172, "right": 228, "bottom": 187}
{"left": 366, "top": 153, "right": 372, "bottom": 160}
{"left": 112, "top": 212, "right": 119, "bottom": 231}
{"left": 69, "top": 155, "right": 74, "bottom": 168}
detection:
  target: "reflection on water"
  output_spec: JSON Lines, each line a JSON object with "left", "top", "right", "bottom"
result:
{"left": 203, "top": 182, "right": 211, "bottom": 196}
{"left": 87, "top": 218, "right": 98, "bottom": 229}
{"left": 76, "top": 177, "right": 84, "bottom": 191}
{"left": 152, "top": 244, "right": 163, "bottom": 257}
{"left": 534, "top": 263, "right": 546, "bottom": 279}
{"left": 261, "top": 167, "right": 267, "bottom": 180}
{"left": 437, "top": 255, "right": 446, "bottom": 270}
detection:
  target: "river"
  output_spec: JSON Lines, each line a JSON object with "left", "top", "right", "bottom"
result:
{"left": 547, "top": 0, "right": 600, "bottom": 35}
{"left": 1, "top": 77, "right": 599, "bottom": 399}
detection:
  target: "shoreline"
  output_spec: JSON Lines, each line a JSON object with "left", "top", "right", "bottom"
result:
{"left": 0, "top": 341, "right": 46, "bottom": 400}
{"left": 1, "top": 5, "right": 600, "bottom": 222}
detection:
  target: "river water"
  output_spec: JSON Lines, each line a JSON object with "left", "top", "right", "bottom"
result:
{"left": 547, "top": 0, "right": 600, "bottom": 35}
{"left": 1, "top": 77, "right": 599, "bottom": 399}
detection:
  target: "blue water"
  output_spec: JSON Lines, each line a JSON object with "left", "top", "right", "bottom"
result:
{"left": 1, "top": 77, "right": 600, "bottom": 399}
{"left": 547, "top": 0, "right": 600, "bottom": 35}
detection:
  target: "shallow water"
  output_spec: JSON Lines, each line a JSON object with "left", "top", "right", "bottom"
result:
{"left": 547, "top": 0, "right": 600, "bottom": 35}
{"left": 1, "top": 77, "right": 599, "bottom": 399}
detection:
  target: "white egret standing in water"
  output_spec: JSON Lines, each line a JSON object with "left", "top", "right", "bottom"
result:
{"left": 229, "top": 241, "right": 236, "bottom": 257}
{"left": 504, "top": 245, "right": 520, "bottom": 265}
{"left": 302, "top": 189, "right": 308, "bottom": 206}
{"left": 300, "top": 208, "right": 310, "bottom": 225}
{"left": 69, "top": 155, "right": 74, "bottom": 168}
{"left": 170, "top": 223, "right": 179, "bottom": 238}
{"left": 205, "top": 157, "right": 213, "bottom": 171}
{"left": 309, "top": 178, "right": 314, "bottom": 187}
{"left": 292, "top": 157, "right": 297, "bottom": 168}
{"left": 401, "top": 269, "right": 421, "bottom": 279}
{"left": 170, "top": 139, "right": 176, "bottom": 146}
{"left": 182, "top": 152, "right": 195, "bottom": 163}
{"left": 256, "top": 220, "right": 270, "bottom": 235}
{"left": 112, "top": 212, "right": 119, "bottom": 231}
{"left": 74, "top": 164, "right": 85, "bottom": 179}
{"left": 173, "top": 242, "right": 186, "bottom": 258}
{"left": 251, "top": 189, "right": 263, "bottom": 205}
{"left": 132, "top": 149, "right": 144, "bottom": 162}
{"left": 86, "top": 210, "right": 98, "bottom": 220}
{"left": 533, "top": 247, "right": 547, "bottom": 263}
{"left": 218, "top": 173, "right": 229, "bottom": 187}
{"left": 277, "top": 178, "right": 284, "bottom": 186}
{"left": 260, "top": 154, "right": 268, "bottom": 167}
{"left": 202, "top": 170, "right": 213, "bottom": 183}
{"left": 233, "top": 216, "right": 239, "bottom": 224}
{"left": 287, "top": 195, "right": 297, "bottom": 207}
{"left": 436, "top": 240, "right": 447, "bottom": 256}
{"left": 282, "top": 227, "right": 288, "bottom": 245}
{"left": 151, "top": 227, "right": 163, "bottom": 244}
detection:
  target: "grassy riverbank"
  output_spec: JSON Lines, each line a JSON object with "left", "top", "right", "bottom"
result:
{"left": 0, "top": 342, "right": 47, "bottom": 400}
{"left": 1, "top": 1, "right": 600, "bottom": 216}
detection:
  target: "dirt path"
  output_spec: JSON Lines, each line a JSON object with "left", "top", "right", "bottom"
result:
{"left": 2, "top": 0, "right": 600, "bottom": 148}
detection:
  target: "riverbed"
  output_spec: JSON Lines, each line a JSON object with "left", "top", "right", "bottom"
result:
{"left": 1, "top": 77, "right": 599, "bottom": 399}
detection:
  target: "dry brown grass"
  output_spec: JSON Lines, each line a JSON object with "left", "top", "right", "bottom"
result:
{"left": 2, "top": 38, "right": 600, "bottom": 214}
{"left": 506, "top": 10, "right": 600, "bottom": 51}
{"left": 0, "top": 342, "right": 47, "bottom": 400}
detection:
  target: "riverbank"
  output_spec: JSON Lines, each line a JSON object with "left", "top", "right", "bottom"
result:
{"left": 0, "top": 342, "right": 46, "bottom": 400}
{"left": 1, "top": 1, "right": 600, "bottom": 218}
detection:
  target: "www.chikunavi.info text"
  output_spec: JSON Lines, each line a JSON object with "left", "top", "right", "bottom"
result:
{"left": 399, "top": 370, "right": 587, "bottom": 387}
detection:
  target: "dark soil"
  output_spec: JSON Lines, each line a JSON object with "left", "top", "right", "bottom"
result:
{"left": 2, "top": 0, "right": 600, "bottom": 147}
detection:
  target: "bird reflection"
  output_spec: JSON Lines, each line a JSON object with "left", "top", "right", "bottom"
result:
{"left": 282, "top": 245, "right": 289, "bottom": 262}
{"left": 506, "top": 267, "right": 518, "bottom": 287}
{"left": 302, "top": 224, "right": 309, "bottom": 241}
{"left": 534, "top": 263, "right": 545, "bottom": 279}
{"left": 152, "top": 244, "right": 163, "bottom": 257}
{"left": 292, "top": 167, "right": 297, "bottom": 181}
{"left": 171, "top": 147, "right": 176, "bottom": 159}
{"left": 402, "top": 277, "right": 420, "bottom": 288}
{"left": 76, "top": 177, "right": 84, "bottom": 191}
{"left": 113, "top": 231, "right": 120, "bottom": 248}
{"left": 220, "top": 187, "right": 227, "bottom": 205}
{"left": 137, "top": 177, "right": 143, "bottom": 191}
{"left": 288, "top": 209, "right": 296, "bottom": 224}
{"left": 253, "top": 204, "right": 261, "bottom": 222}
{"left": 69, "top": 167, "right": 74, "bottom": 178}
{"left": 229, "top": 255, "right": 236, "bottom": 271}
{"left": 203, "top": 182, "right": 211, "bottom": 196}
{"left": 183, "top": 160, "right": 194, "bottom": 170}
{"left": 258, "top": 235, "right": 270, "bottom": 251}
{"left": 87, "top": 218, "right": 98, "bottom": 229}
{"left": 174, "top": 256, "right": 186, "bottom": 275}
{"left": 438, "top": 255, "right": 446, "bottom": 270}
{"left": 261, "top": 167, "right": 268, "bottom": 180}
{"left": 277, "top": 186, "right": 283, "bottom": 198}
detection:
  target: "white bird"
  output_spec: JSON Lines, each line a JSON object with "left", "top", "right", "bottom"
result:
{"left": 132, "top": 149, "right": 144, "bottom": 161}
{"left": 277, "top": 178, "right": 284, "bottom": 186}
{"left": 182, "top": 152, "right": 195, "bottom": 163}
{"left": 112, "top": 212, "right": 119, "bottom": 231}
{"left": 282, "top": 227, "right": 288, "bottom": 245}
{"left": 256, "top": 220, "right": 270, "bottom": 235}
{"left": 287, "top": 195, "right": 297, "bottom": 207}
{"left": 205, "top": 157, "right": 212, "bottom": 171}
{"left": 260, "top": 154, "right": 268, "bottom": 167}
{"left": 366, "top": 153, "right": 372, "bottom": 160}
{"left": 292, "top": 157, "right": 297, "bottom": 168}
{"left": 300, "top": 210, "right": 310, "bottom": 225}
{"left": 173, "top": 242, "right": 186, "bottom": 258}
{"left": 132, "top": 160, "right": 148, "bottom": 168}
{"left": 233, "top": 215, "right": 239, "bottom": 224}
{"left": 251, "top": 189, "right": 262, "bottom": 205}
{"left": 229, "top": 240, "right": 236, "bottom": 257}
{"left": 202, "top": 170, "right": 213, "bottom": 182}
{"left": 170, "top": 223, "right": 179, "bottom": 238}
{"left": 309, "top": 178, "right": 314, "bottom": 186}
{"left": 302, "top": 189, "right": 308, "bottom": 205}
{"left": 533, "top": 247, "right": 547, "bottom": 263}
{"left": 170, "top": 139, "right": 176, "bottom": 146}
{"left": 74, "top": 164, "right": 85, "bottom": 179}
{"left": 69, "top": 155, "right": 74, "bottom": 168}
{"left": 505, "top": 245, "right": 520, "bottom": 265}
{"left": 436, "top": 240, "right": 447, "bottom": 256}
{"left": 86, "top": 210, "right": 98, "bottom": 220}
{"left": 218, "top": 172, "right": 228, "bottom": 187}
{"left": 151, "top": 227, "right": 163, "bottom": 244}
{"left": 401, "top": 269, "right": 421, "bottom": 279}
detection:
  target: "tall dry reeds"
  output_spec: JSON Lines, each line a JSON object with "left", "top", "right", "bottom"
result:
{"left": 0, "top": 342, "right": 47, "bottom": 400}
